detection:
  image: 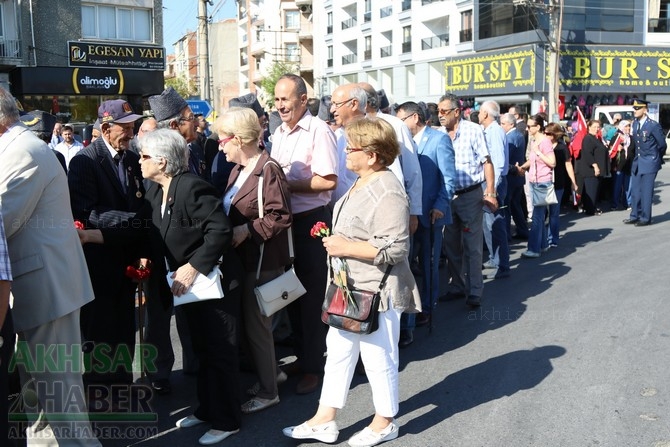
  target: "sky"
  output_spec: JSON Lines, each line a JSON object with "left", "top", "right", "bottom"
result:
{"left": 162, "top": 0, "right": 237, "bottom": 53}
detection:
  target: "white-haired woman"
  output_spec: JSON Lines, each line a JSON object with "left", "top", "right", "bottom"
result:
{"left": 78, "top": 128, "right": 242, "bottom": 445}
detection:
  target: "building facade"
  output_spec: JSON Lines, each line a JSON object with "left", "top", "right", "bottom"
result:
{"left": 315, "top": 0, "right": 670, "bottom": 128}
{"left": 1, "top": 0, "right": 165, "bottom": 124}
{"left": 237, "top": 0, "right": 315, "bottom": 107}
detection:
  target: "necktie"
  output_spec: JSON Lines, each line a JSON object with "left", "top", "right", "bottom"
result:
{"left": 114, "top": 152, "right": 127, "bottom": 193}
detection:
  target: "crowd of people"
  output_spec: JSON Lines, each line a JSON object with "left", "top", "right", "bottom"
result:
{"left": 0, "top": 77, "right": 666, "bottom": 446}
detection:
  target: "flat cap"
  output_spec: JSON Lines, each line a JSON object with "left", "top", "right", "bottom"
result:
{"left": 229, "top": 93, "right": 264, "bottom": 118}
{"left": 148, "top": 87, "right": 189, "bottom": 122}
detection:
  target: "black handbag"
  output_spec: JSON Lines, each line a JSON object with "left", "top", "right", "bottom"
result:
{"left": 321, "top": 265, "right": 393, "bottom": 335}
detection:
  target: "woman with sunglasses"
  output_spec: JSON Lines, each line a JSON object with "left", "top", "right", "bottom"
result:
{"left": 213, "top": 107, "right": 293, "bottom": 415}
{"left": 544, "top": 123, "right": 578, "bottom": 247}
{"left": 283, "top": 118, "right": 420, "bottom": 447}
{"left": 517, "top": 114, "right": 556, "bottom": 258}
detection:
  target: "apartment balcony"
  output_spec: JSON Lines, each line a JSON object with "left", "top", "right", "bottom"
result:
{"left": 363, "top": 49, "right": 372, "bottom": 61}
{"left": 380, "top": 6, "right": 392, "bottom": 18}
{"left": 380, "top": 45, "right": 392, "bottom": 58}
{"left": 421, "top": 33, "right": 449, "bottom": 50}
{"left": 327, "top": 58, "right": 333, "bottom": 68}
{"left": 401, "top": 0, "right": 411, "bottom": 11}
{"left": 342, "top": 17, "right": 357, "bottom": 30}
{"left": 299, "top": 22, "right": 313, "bottom": 39}
{"left": 251, "top": 41, "right": 265, "bottom": 57}
{"left": 402, "top": 41, "right": 412, "bottom": 54}
{"left": 327, "top": 25, "right": 333, "bottom": 34}
{"left": 0, "top": 39, "right": 21, "bottom": 61}
{"left": 364, "top": 11, "right": 372, "bottom": 23}
{"left": 342, "top": 53, "right": 357, "bottom": 65}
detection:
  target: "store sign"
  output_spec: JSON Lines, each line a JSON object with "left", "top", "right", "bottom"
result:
{"left": 72, "top": 68, "right": 124, "bottom": 95}
{"left": 68, "top": 41, "right": 165, "bottom": 71}
{"left": 444, "top": 45, "right": 538, "bottom": 96}
{"left": 560, "top": 46, "right": 670, "bottom": 93}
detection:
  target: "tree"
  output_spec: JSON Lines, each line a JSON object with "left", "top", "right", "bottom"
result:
{"left": 165, "top": 76, "right": 198, "bottom": 98}
{"left": 259, "top": 61, "right": 299, "bottom": 109}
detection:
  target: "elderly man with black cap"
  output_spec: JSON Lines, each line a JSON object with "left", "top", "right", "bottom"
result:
{"left": 149, "top": 87, "right": 211, "bottom": 182}
{"left": 623, "top": 99, "right": 667, "bottom": 226}
{"left": 68, "top": 99, "right": 146, "bottom": 404}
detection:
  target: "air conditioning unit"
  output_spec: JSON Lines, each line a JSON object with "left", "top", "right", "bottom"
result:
{"left": 295, "top": 0, "right": 312, "bottom": 7}
{"left": 299, "top": 5, "right": 312, "bottom": 13}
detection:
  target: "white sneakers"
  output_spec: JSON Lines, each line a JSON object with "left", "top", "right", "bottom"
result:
{"left": 282, "top": 420, "right": 399, "bottom": 447}
{"left": 282, "top": 421, "right": 340, "bottom": 444}
{"left": 175, "top": 415, "right": 205, "bottom": 428}
{"left": 198, "top": 429, "right": 239, "bottom": 445}
{"left": 348, "top": 421, "right": 399, "bottom": 447}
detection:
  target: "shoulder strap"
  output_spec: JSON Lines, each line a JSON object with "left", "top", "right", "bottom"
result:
{"left": 256, "top": 160, "right": 294, "bottom": 280}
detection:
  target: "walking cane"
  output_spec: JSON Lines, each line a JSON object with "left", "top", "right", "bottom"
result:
{"left": 137, "top": 279, "right": 145, "bottom": 380}
{"left": 428, "top": 219, "right": 435, "bottom": 334}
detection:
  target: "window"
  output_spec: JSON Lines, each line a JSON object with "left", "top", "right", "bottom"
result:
{"left": 402, "top": 26, "right": 411, "bottom": 53}
{"left": 478, "top": 0, "right": 538, "bottom": 39}
{"left": 327, "top": 45, "right": 333, "bottom": 67}
{"left": 564, "top": 0, "right": 634, "bottom": 34}
{"left": 81, "top": 3, "right": 152, "bottom": 42}
{"left": 364, "top": 36, "right": 372, "bottom": 60}
{"left": 460, "top": 10, "right": 473, "bottom": 42}
{"left": 285, "top": 10, "right": 300, "bottom": 29}
{"left": 285, "top": 43, "right": 299, "bottom": 62}
{"left": 364, "top": 0, "right": 372, "bottom": 22}
{"left": 327, "top": 12, "right": 333, "bottom": 34}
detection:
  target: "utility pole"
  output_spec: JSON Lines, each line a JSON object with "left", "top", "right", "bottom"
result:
{"left": 547, "top": 0, "right": 564, "bottom": 122}
{"left": 198, "top": 0, "right": 211, "bottom": 101}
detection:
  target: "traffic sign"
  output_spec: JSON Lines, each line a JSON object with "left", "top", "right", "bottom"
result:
{"left": 186, "top": 100, "right": 213, "bottom": 118}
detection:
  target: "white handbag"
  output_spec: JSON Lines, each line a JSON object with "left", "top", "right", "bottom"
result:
{"left": 167, "top": 265, "right": 224, "bottom": 306}
{"left": 253, "top": 161, "right": 306, "bottom": 316}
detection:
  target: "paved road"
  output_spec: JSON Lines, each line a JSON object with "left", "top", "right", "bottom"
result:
{"left": 92, "top": 164, "right": 670, "bottom": 446}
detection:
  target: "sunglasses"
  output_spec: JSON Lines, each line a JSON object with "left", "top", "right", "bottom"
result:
{"left": 345, "top": 146, "right": 366, "bottom": 154}
{"left": 218, "top": 135, "right": 236, "bottom": 146}
{"left": 438, "top": 108, "right": 458, "bottom": 115}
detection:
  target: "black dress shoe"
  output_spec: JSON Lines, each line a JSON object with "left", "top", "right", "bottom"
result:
{"left": 415, "top": 312, "right": 431, "bottom": 327}
{"left": 439, "top": 292, "right": 466, "bottom": 302}
{"left": 151, "top": 378, "right": 172, "bottom": 395}
{"left": 635, "top": 220, "right": 651, "bottom": 226}
{"left": 398, "top": 330, "right": 414, "bottom": 349}
{"left": 466, "top": 295, "right": 481, "bottom": 307}
{"left": 623, "top": 218, "right": 639, "bottom": 224}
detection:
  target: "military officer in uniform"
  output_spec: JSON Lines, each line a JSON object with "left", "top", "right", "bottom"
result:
{"left": 623, "top": 99, "right": 667, "bottom": 227}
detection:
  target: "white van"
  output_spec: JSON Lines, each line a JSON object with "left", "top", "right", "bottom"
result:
{"left": 592, "top": 105, "right": 635, "bottom": 125}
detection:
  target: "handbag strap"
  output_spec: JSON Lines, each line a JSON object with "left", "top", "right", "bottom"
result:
{"left": 256, "top": 160, "right": 294, "bottom": 280}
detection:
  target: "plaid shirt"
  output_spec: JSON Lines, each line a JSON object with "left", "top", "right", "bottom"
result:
{"left": 0, "top": 209, "right": 11, "bottom": 281}
{"left": 451, "top": 119, "right": 490, "bottom": 191}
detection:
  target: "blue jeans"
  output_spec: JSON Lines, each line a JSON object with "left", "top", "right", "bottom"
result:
{"left": 612, "top": 171, "right": 631, "bottom": 208}
{"left": 490, "top": 177, "right": 509, "bottom": 271}
{"left": 528, "top": 186, "right": 549, "bottom": 253}
{"left": 547, "top": 188, "right": 565, "bottom": 246}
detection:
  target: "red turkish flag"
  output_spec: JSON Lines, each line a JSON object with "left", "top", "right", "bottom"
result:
{"left": 569, "top": 106, "right": 587, "bottom": 160}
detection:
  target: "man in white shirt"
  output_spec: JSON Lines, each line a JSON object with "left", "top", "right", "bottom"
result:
{"left": 54, "top": 123, "right": 84, "bottom": 169}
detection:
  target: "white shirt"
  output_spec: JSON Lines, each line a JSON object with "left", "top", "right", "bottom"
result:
{"left": 54, "top": 139, "right": 84, "bottom": 169}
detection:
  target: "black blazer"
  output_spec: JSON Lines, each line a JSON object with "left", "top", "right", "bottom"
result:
{"left": 68, "top": 138, "right": 146, "bottom": 295}
{"left": 145, "top": 173, "right": 231, "bottom": 275}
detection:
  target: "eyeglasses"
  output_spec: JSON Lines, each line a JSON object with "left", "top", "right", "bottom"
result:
{"left": 178, "top": 114, "right": 196, "bottom": 123}
{"left": 438, "top": 108, "right": 457, "bottom": 115}
{"left": 399, "top": 113, "right": 416, "bottom": 122}
{"left": 218, "top": 135, "right": 236, "bottom": 146}
{"left": 139, "top": 153, "right": 153, "bottom": 160}
{"left": 544, "top": 132, "right": 554, "bottom": 136}
{"left": 345, "top": 146, "right": 366, "bottom": 154}
{"left": 331, "top": 98, "right": 354, "bottom": 109}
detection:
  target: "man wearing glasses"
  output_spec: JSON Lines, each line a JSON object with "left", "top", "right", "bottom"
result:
{"left": 624, "top": 99, "right": 667, "bottom": 226}
{"left": 438, "top": 94, "right": 497, "bottom": 307}
{"left": 68, "top": 99, "right": 145, "bottom": 407}
{"left": 272, "top": 74, "right": 338, "bottom": 395}
{"left": 149, "top": 87, "right": 208, "bottom": 181}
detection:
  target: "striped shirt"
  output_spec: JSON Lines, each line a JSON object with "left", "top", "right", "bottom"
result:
{"left": 450, "top": 119, "right": 490, "bottom": 191}
{"left": 0, "top": 210, "right": 11, "bottom": 281}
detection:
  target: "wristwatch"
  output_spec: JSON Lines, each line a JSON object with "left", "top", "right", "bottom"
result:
{"left": 483, "top": 192, "right": 497, "bottom": 198}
